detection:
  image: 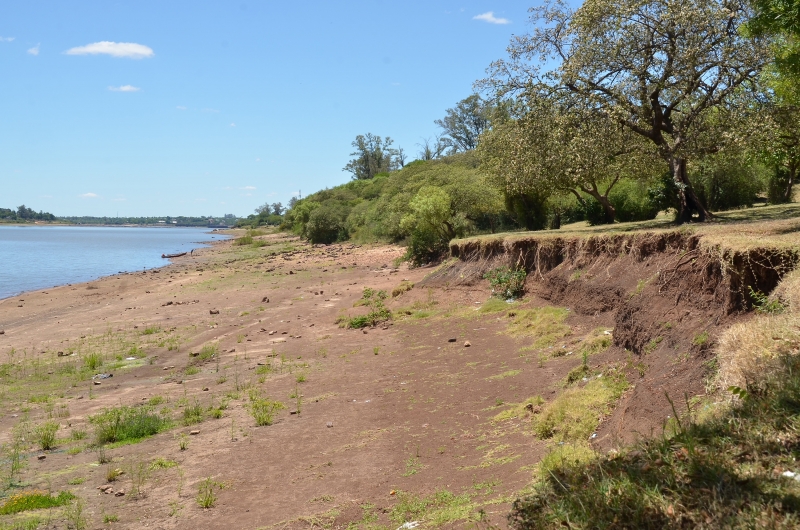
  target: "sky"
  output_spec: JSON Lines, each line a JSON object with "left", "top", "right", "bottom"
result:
{"left": 1, "top": 1, "right": 532, "bottom": 217}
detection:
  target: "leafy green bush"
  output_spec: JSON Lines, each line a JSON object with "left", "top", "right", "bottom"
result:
{"left": 35, "top": 421, "right": 59, "bottom": 450}
{"left": 248, "top": 390, "right": 285, "bottom": 426}
{"left": 305, "top": 203, "right": 348, "bottom": 244}
{"left": 90, "top": 405, "right": 170, "bottom": 445}
{"left": 347, "top": 288, "right": 392, "bottom": 328}
{"left": 484, "top": 267, "right": 527, "bottom": 299}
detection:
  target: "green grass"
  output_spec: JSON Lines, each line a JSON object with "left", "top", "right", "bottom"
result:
{"left": 90, "top": 405, "right": 171, "bottom": 445}
{"left": 0, "top": 490, "right": 75, "bottom": 515}
{"left": 510, "top": 354, "right": 800, "bottom": 528}
{"left": 479, "top": 297, "right": 514, "bottom": 313}
{"left": 505, "top": 307, "right": 571, "bottom": 348}
{"left": 489, "top": 369, "right": 522, "bottom": 381}
{"left": 248, "top": 390, "right": 285, "bottom": 426}
{"left": 390, "top": 490, "right": 478, "bottom": 527}
{"left": 578, "top": 328, "right": 612, "bottom": 357}
{"left": 534, "top": 369, "right": 628, "bottom": 443}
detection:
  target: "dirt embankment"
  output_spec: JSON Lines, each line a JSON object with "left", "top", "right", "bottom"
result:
{"left": 438, "top": 231, "right": 799, "bottom": 445}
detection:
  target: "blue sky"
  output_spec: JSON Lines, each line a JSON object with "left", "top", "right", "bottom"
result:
{"left": 1, "top": 1, "right": 531, "bottom": 217}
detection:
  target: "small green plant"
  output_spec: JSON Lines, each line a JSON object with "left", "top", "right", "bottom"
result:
{"left": 347, "top": 288, "right": 392, "bottom": 328}
{"left": 296, "top": 373, "right": 306, "bottom": 383}
{"left": 196, "top": 478, "right": 224, "bottom": 509}
{"left": 64, "top": 497, "right": 87, "bottom": 530}
{"left": 142, "top": 326, "right": 161, "bottom": 335}
{"left": 402, "top": 456, "right": 424, "bottom": 476}
{"left": 103, "top": 514, "right": 119, "bottom": 523}
{"left": 692, "top": 331, "right": 709, "bottom": 347}
{"left": 35, "top": 421, "right": 59, "bottom": 450}
{"left": 127, "top": 459, "right": 151, "bottom": 498}
{"left": 248, "top": 390, "right": 285, "bottom": 426}
{"left": 68, "top": 477, "right": 86, "bottom": 485}
{"left": 90, "top": 405, "right": 170, "bottom": 445}
{"left": 484, "top": 266, "right": 527, "bottom": 299}
{"left": 749, "top": 286, "right": 786, "bottom": 314}
{"left": 194, "top": 343, "right": 218, "bottom": 363}
{"left": 178, "top": 433, "right": 189, "bottom": 451}
{"left": 150, "top": 457, "right": 178, "bottom": 470}
{"left": 105, "top": 465, "right": 122, "bottom": 482}
{"left": 71, "top": 428, "right": 88, "bottom": 441}
{"left": 83, "top": 352, "right": 103, "bottom": 371}
{"left": 183, "top": 400, "right": 204, "bottom": 425}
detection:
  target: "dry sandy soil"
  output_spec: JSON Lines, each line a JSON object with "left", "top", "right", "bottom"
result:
{"left": 0, "top": 229, "right": 722, "bottom": 529}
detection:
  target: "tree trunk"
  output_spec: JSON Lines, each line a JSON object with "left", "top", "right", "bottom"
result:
{"left": 785, "top": 165, "right": 796, "bottom": 203}
{"left": 583, "top": 188, "right": 616, "bottom": 224}
{"left": 672, "top": 158, "right": 712, "bottom": 223}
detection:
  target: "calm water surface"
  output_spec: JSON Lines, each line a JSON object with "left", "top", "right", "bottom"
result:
{"left": 0, "top": 226, "right": 225, "bottom": 300}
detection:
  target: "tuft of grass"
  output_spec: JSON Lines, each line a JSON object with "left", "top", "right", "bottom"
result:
{"left": 478, "top": 297, "right": 514, "bottom": 313}
{"left": 142, "top": 326, "right": 161, "bottom": 335}
{"left": 0, "top": 490, "right": 75, "bottom": 515}
{"left": 506, "top": 307, "right": 571, "bottom": 348}
{"left": 83, "top": 352, "right": 103, "bottom": 371}
{"left": 391, "top": 281, "right": 414, "bottom": 297}
{"left": 489, "top": 369, "right": 522, "bottom": 381}
{"left": 183, "top": 399, "right": 204, "bottom": 425}
{"left": 184, "top": 366, "right": 200, "bottom": 376}
{"left": 534, "top": 370, "right": 628, "bottom": 443}
{"left": 484, "top": 266, "right": 527, "bottom": 299}
{"left": 35, "top": 421, "right": 59, "bottom": 450}
{"left": 390, "top": 490, "right": 477, "bottom": 527}
{"left": 90, "top": 405, "right": 171, "bottom": 445}
{"left": 493, "top": 396, "right": 545, "bottom": 422}
{"left": 193, "top": 343, "right": 219, "bottom": 363}
{"left": 346, "top": 288, "right": 391, "bottom": 328}
{"left": 692, "top": 331, "right": 709, "bottom": 347}
{"left": 248, "top": 390, "right": 285, "bottom": 426}
{"left": 578, "top": 328, "right": 612, "bottom": 357}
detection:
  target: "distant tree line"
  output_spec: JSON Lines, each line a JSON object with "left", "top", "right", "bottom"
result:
{"left": 58, "top": 216, "right": 237, "bottom": 227}
{"left": 0, "top": 205, "right": 56, "bottom": 222}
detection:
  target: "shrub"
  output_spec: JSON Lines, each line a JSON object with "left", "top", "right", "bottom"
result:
{"left": 90, "top": 405, "right": 170, "bottom": 445}
{"left": 248, "top": 390, "right": 285, "bottom": 426}
{"left": 35, "top": 421, "right": 59, "bottom": 450}
{"left": 403, "top": 226, "right": 450, "bottom": 267}
{"left": 484, "top": 267, "right": 526, "bottom": 299}
{"left": 197, "top": 478, "right": 224, "bottom": 509}
{"left": 305, "top": 204, "right": 348, "bottom": 244}
{"left": 83, "top": 352, "right": 103, "bottom": 371}
{"left": 347, "top": 288, "right": 392, "bottom": 328}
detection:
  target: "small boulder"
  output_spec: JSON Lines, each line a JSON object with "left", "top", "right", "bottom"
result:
{"left": 189, "top": 430, "right": 200, "bottom": 435}
{"left": 448, "top": 338, "right": 457, "bottom": 343}
{"left": 209, "top": 309, "right": 220, "bottom": 315}
{"left": 114, "top": 490, "right": 125, "bottom": 497}
{"left": 262, "top": 296, "right": 269, "bottom": 303}
{"left": 37, "top": 454, "right": 46, "bottom": 460}
{"left": 464, "top": 341, "right": 471, "bottom": 347}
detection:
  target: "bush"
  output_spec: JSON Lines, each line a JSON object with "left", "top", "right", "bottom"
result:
{"left": 403, "top": 226, "right": 450, "bottom": 267}
{"left": 484, "top": 267, "right": 526, "bottom": 299}
{"left": 305, "top": 204, "right": 348, "bottom": 244}
{"left": 347, "top": 288, "right": 392, "bottom": 328}
{"left": 35, "top": 421, "right": 59, "bottom": 450}
{"left": 248, "top": 390, "right": 285, "bottom": 426}
{"left": 90, "top": 405, "right": 170, "bottom": 445}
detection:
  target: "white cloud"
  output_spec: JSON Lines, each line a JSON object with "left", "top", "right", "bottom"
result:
{"left": 241, "top": 186, "right": 256, "bottom": 190}
{"left": 108, "top": 85, "right": 140, "bottom": 92}
{"left": 27, "top": 44, "right": 40, "bottom": 55}
{"left": 255, "top": 158, "right": 261, "bottom": 162}
{"left": 80, "top": 192, "right": 98, "bottom": 198}
{"left": 176, "top": 105, "right": 187, "bottom": 110}
{"left": 229, "top": 122, "right": 236, "bottom": 127}
{"left": 0, "top": 36, "right": 14, "bottom": 42}
{"left": 473, "top": 11, "right": 510, "bottom": 24}
{"left": 65, "top": 41, "right": 154, "bottom": 59}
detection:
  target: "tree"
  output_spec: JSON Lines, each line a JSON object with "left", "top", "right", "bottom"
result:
{"left": 343, "top": 133, "right": 400, "bottom": 180}
{"left": 484, "top": 0, "right": 770, "bottom": 223}
{"left": 748, "top": 0, "right": 800, "bottom": 74}
{"left": 270, "top": 202, "right": 285, "bottom": 216}
{"left": 416, "top": 135, "right": 448, "bottom": 161}
{"left": 435, "top": 94, "right": 493, "bottom": 153}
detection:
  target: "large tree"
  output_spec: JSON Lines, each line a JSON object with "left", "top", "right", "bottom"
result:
{"left": 483, "top": 0, "right": 770, "bottom": 223}
{"left": 343, "top": 133, "right": 400, "bottom": 180}
{"left": 435, "top": 94, "right": 493, "bottom": 153}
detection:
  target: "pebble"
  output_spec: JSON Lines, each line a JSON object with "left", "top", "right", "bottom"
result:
{"left": 464, "top": 341, "right": 471, "bottom": 347}
{"left": 0, "top": 330, "right": 4, "bottom": 335}
{"left": 93, "top": 381, "right": 101, "bottom": 385}
{"left": 209, "top": 309, "right": 220, "bottom": 315}
{"left": 448, "top": 338, "right": 457, "bottom": 342}
{"left": 326, "top": 422, "right": 334, "bottom": 428}
{"left": 37, "top": 454, "right": 46, "bottom": 460}
{"left": 189, "top": 430, "right": 200, "bottom": 435}
{"left": 203, "top": 387, "right": 209, "bottom": 391}
{"left": 114, "top": 490, "right": 125, "bottom": 497}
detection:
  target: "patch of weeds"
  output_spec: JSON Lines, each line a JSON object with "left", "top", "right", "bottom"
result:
{"left": 643, "top": 336, "right": 663, "bottom": 355}
{"left": 506, "top": 307, "right": 571, "bottom": 347}
{"left": 392, "top": 281, "right": 414, "bottom": 297}
{"left": 142, "top": 326, "right": 161, "bottom": 335}
{"left": 183, "top": 400, "right": 204, "bottom": 425}
{"left": 390, "top": 490, "right": 476, "bottom": 527}
{"left": 569, "top": 269, "right": 584, "bottom": 282}
{"left": 71, "top": 428, "right": 88, "bottom": 441}
{"left": 537, "top": 442, "right": 596, "bottom": 477}
{"left": 296, "top": 373, "right": 307, "bottom": 383}
{"left": 749, "top": 286, "right": 786, "bottom": 314}
{"left": 147, "top": 395, "right": 166, "bottom": 406}
{"left": 90, "top": 405, "right": 171, "bottom": 445}
{"left": 184, "top": 366, "right": 200, "bottom": 376}
{"left": 489, "top": 369, "right": 522, "bottom": 381}
{"left": 193, "top": 343, "right": 218, "bottom": 363}
{"left": 534, "top": 369, "right": 628, "bottom": 443}
{"left": 402, "top": 456, "right": 425, "bottom": 477}
{"left": 103, "top": 514, "right": 119, "bottom": 523}
{"left": 0, "top": 490, "right": 75, "bottom": 515}
{"left": 484, "top": 266, "right": 527, "bottom": 299}
{"left": 127, "top": 459, "right": 151, "bottom": 498}
{"left": 150, "top": 457, "right": 178, "bottom": 470}
{"left": 492, "top": 396, "right": 545, "bottom": 422}
{"left": 630, "top": 278, "right": 648, "bottom": 297}
{"left": 83, "top": 352, "right": 103, "bottom": 371}
{"left": 68, "top": 477, "right": 86, "bottom": 485}
{"left": 248, "top": 389, "right": 285, "bottom": 426}
{"left": 178, "top": 433, "right": 189, "bottom": 451}
{"left": 478, "top": 297, "right": 513, "bottom": 313}
{"left": 35, "top": 421, "right": 59, "bottom": 450}
{"left": 346, "top": 288, "right": 392, "bottom": 328}
{"left": 196, "top": 478, "right": 224, "bottom": 509}
{"left": 578, "top": 328, "right": 612, "bottom": 357}
{"left": 105, "top": 466, "right": 122, "bottom": 482}
{"left": 692, "top": 331, "right": 709, "bottom": 348}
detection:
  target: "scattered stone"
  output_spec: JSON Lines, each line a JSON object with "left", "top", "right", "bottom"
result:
{"left": 326, "top": 422, "right": 334, "bottom": 428}
{"left": 203, "top": 387, "right": 209, "bottom": 391}
{"left": 114, "top": 490, "right": 125, "bottom": 497}
{"left": 262, "top": 296, "right": 269, "bottom": 303}
{"left": 210, "top": 309, "right": 220, "bottom": 315}
{"left": 189, "top": 351, "right": 199, "bottom": 357}
{"left": 93, "top": 381, "right": 101, "bottom": 385}
{"left": 362, "top": 330, "right": 368, "bottom": 334}
{"left": 189, "top": 430, "right": 200, "bottom": 435}
{"left": 0, "top": 330, "right": 4, "bottom": 335}
{"left": 97, "top": 485, "right": 113, "bottom": 492}
{"left": 448, "top": 338, "right": 457, "bottom": 342}
{"left": 289, "top": 270, "right": 294, "bottom": 275}
{"left": 290, "top": 410, "right": 298, "bottom": 415}
{"left": 464, "top": 341, "right": 471, "bottom": 347}
{"left": 271, "top": 338, "right": 287, "bottom": 344}
{"left": 37, "top": 454, "right": 46, "bottom": 460}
